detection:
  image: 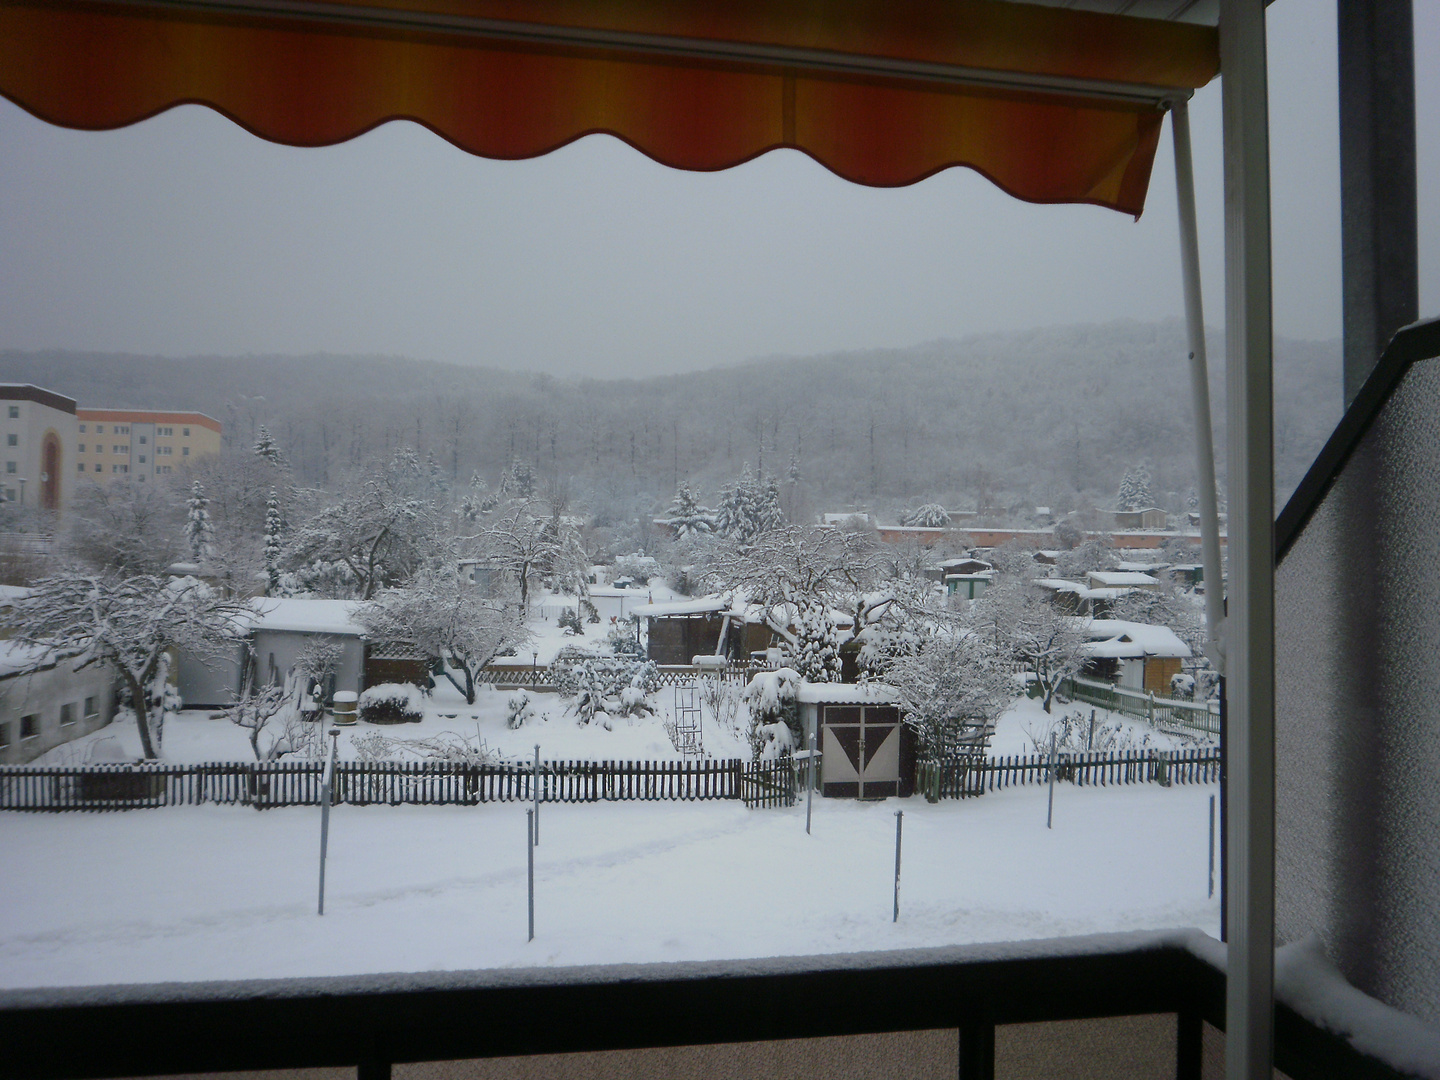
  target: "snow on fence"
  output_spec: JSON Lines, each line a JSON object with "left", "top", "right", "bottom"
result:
{"left": 1063, "top": 676, "right": 1221, "bottom": 737}
{"left": 0, "top": 757, "right": 792, "bottom": 811}
{"left": 915, "top": 747, "right": 1221, "bottom": 801}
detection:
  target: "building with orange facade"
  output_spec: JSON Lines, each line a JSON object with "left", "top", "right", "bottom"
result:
{"left": 73, "top": 409, "right": 222, "bottom": 483}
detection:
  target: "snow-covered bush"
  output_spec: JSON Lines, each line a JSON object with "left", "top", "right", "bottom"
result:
{"left": 506, "top": 690, "right": 537, "bottom": 730}
{"left": 555, "top": 655, "right": 659, "bottom": 727}
{"left": 1023, "top": 709, "right": 1156, "bottom": 755}
{"left": 1170, "top": 673, "right": 1196, "bottom": 700}
{"left": 557, "top": 607, "right": 584, "bottom": 636}
{"left": 742, "top": 667, "right": 801, "bottom": 759}
{"left": 605, "top": 615, "right": 645, "bottom": 658}
{"left": 351, "top": 729, "right": 496, "bottom": 764}
{"left": 359, "top": 682, "right": 426, "bottom": 725}
{"left": 755, "top": 720, "right": 795, "bottom": 761}
{"left": 901, "top": 504, "right": 951, "bottom": 528}
{"left": 613, "top": 552, "right": 661, "bottom": 584}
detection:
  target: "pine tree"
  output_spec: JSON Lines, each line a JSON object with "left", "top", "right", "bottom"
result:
{"left": 715, "top": 465, "right": 784, "bottom": 546}
{"left": 1116, "top": 463, "right": 1154, "bottom": 511}
{"left": 666, "top": 481, "right": 715, "bottom": 538}
{"left": 901, "top": 503, "right": 951, "bottom": 528}
{"left": 792, "top": 606, "right": 842, "bottom": 683}
{"left": 183, "top": 481, "right": 214, "bottom": 563}
{"left": 263, "top": 486, "right": 284, "bottom": 596}
{"left": 253, "top": 426, "right": 284, "bottom": 465}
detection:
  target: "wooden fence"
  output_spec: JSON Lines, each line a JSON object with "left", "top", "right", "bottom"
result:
{"left": 476, "top": 663, "right": 771, "bottom": 690}
{"left": 0, "top": 757, "right": 778, "bottom": 812}
{"left": 916, "top": 747, "right": 1221, "bottom": 801}
{"left": 1063, "top": 676, "right": 1221, "bottom": 737}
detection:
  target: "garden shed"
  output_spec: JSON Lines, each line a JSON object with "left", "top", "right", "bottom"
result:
{"left": 797, "top": 681, "right": 913, "bottom": 800}
{"left": 635, "top": 598, "right": 767, "bottom": 666}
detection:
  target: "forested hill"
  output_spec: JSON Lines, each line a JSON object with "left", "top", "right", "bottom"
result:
{"left": 1, "top": 319, "right": 1339, "bottom": 518}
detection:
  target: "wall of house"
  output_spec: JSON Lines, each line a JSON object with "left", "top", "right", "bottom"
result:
{"left": 646, "top": 615, "right": 724, "bottom": 666}
{"left": 253, "top": 630, "right": 364, "bottom": 701}
{"left": 0, "top": 660, "right": 115, "bottom": 765}
{"left": 177, "top": 642, "right": 247, "bottom": 710}
{"left": 1276, "top": 353, "right": 1440, "bottom": 1027}
{"left": 1141, "top": 658, "right": 1182, "bottom": 695}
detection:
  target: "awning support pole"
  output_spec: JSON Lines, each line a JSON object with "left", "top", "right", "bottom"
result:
{"left": 1170, "top": 99, "right": 1226, "bottom": 672}
{"left": 1219, "top": 1, "right": 1276, "bottom": 1079}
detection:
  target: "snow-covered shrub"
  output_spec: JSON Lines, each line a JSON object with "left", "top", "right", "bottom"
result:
{"left": 350, "top": 729, "right": 496, "bottom": 765}
{"left": 742, "top": 667, "right": 801, "bottom": 759}
{"left": 788, "top": 607, "right": 842, "bottom": 683}
{"left": 581, "top": 598, "right": 601, "bottom": 624}
{"left": 506, "top": 690, "right": 537, "bottom": 730}
{"left": 755, "top": 720, "right": 795, "bottom": 761}
{"left": 613, "top": 552, "right": 660, "bottom": 584}
{"left": 556, "top": 655, "right": 659, "bottom": 727}
{"left": 901, "top": 504, "right": 951, "bottom": 528}
{"left": 605, "top": 616, "right": 645, "bottom": 658}
{"left": 359, "top": 682, "right": 426, "bottom": 725}
{"left": 558, "top": 607, "right": 584, "bottom": 636}
{"left": 1170, "top": 673, "right": 1196, "bottom": 700}
{"left": 1023, "top": 709, "right": 1155, "bottom": 755}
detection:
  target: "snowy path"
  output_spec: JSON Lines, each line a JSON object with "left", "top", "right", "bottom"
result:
{"left": 0, "top": 784, "right": 1219, "bottom": 989}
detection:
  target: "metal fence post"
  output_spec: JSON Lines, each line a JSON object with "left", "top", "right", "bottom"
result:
{"left": 532, "top": 744, "right": 540, "bottom": 845}
{"left": 317, "top": 728, "right": 339, "bottom": 916}
{"left": 1046, "top": 732, "right": 1057, "bottom": 829}
{"left": 526, "top": 808, "right": 535, "bottom": 942}
{"left": 892, "top": 809, "right": 903, "bottom": 922}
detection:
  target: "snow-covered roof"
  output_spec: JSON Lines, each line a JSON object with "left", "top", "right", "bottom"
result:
{"left": 1087, "top": 571, "right": 1159, "bottom": 587}
{"left": 0, "top": 584, "right": 33, "bottom": 603}
{"left": 944, "top": 571, "right": 995, "bottom": 581}
{"left": 250, "top": 598, "right": 365, "bottom": 636}
{"left": 1081, "top": 619, "right": 1191, "bottom": 659}
{"left": 633, "top": 597, "right": 740, "bottom": 618}
{"left": 796, "top": 681, "right": 900, "bottom": 705}
{"left": 1113, "top": 561, "right": 1166, "bottom": 573}
{"left": 0, "top": 639, "right": 56, "bottom": 677}
{"left": 1036, "top": 578, "right": 1087, "bottom": 594}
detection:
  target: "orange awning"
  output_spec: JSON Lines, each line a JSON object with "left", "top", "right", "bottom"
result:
{"left": 0, "top": 0, "right": 1217, "bottom": 216}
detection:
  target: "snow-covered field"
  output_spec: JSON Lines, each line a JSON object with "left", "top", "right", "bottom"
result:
{"left": 0, "top": 782, "right": 1219, "bottom": 989}
{"left": 38, "top": 683, "right": 1208, "bottom": 767}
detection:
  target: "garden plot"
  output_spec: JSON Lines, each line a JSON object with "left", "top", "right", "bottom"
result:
{"left": 0, "top": 781, "right": 1220, "bottom": 989}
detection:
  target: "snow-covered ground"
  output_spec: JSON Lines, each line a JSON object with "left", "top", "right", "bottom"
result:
{"left": 0, "top": 782, "right": 1220, "bottom": 988}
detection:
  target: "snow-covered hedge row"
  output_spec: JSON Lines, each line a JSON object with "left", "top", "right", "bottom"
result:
{"left": 358, "top": 682, "right": 426, "bottom": 725}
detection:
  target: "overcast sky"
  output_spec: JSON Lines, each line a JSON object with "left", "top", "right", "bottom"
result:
{"left": 0, "top": 1, "right": 1435, "bottom": 380}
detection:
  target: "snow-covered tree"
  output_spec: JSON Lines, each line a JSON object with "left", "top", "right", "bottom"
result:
{"left": 901, "top": 503, "right": 952, "bottom": 528}
{"left": 973, "top": 578, "right": 1089, "bottom": 713}
{"left": 360, "top": 568, "right": 528, "bottom": 704}
{"left": 66, "top": 479, "right": 183, "bottom": 575}
{"left": 227, "top": 663, "right": 317, "bottom": 762}
{"left": 459, "top": 472, "right": 496, "bottom": 521}
{"left": 11, "top": 573, "right": 248, "bottom": 759}
{"left": 253, "top": 425, "right": 286, "bottom": 467}
{"left": 184, "top": 481, "right": 215, "bottom": 563}
{"left": 792, "top": 606, "right": 842, "bottom": 683}
{"left": 879, "top": 632, "right": 1012, "bottom": 758}
{"left": 483, "top": 503, "right": 556, "bottom": 609}
{"left": 498, "top": 458, "right": 537, "bottom": 501}
{"left": 1116, "top": 463, "right": 1154, "bottom": 511}
{"left": 714, "top": 464, "right": 784, "bottom": 547}
{"left": 284, "top": 451, "right": 447, "bottom": 600}
{"left": 263, "top": 486, "right": 284, "bottom": 596}
{"left": 665, "top": 482, "right": 716, "bottom": 539}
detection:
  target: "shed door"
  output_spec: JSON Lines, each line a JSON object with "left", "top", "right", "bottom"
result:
{"left": 821, "top": 704, "right": 901, "bottom": 799}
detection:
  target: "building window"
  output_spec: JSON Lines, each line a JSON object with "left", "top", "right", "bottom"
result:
{"left": 94, "top": 464, "right": 102, "bottom": 473}
{"left": 182, "top": 447, "right": 190, "bottom": 456}
{"left": 78, "top": 444, "right": 85, "bottom": 453}
{"left": 5, "top": 462, "right": 14, "bottom": 474}
{"left": 5, "top": 434, "right": 15, "bottom": 447}
{"left": 117, "top": 425, "right": 129, "bottom": 434}
{"left": 77, "top": 463, "right": 85, "bottom": 473}
{"left": 95, "top": 425, "right": 104, "bottom": 434}
{"left": 138, "top": 454, "right": 146, "bottom": 464}
{"left": 79, "top": 423, "right": 86, "bottom": 433}
{"left": 20, "top": 714, "right": 39, "bottom": 739}
{"left": 84, "top": 696, "right": 98, "bottom": 718}
{"left": 7, "top": 406, "right": 18, "bottom": 419}
{"left": 0, "top": 721, "right": 9, "bottom": 749}
{"left": 159, "top": 446, "right": 172, "bottom": 455}
{"left": 139, "top": 435, "right": 147, "bottom": 445}
{"left": 158, "top": 427, "right": 173, "bottom": 436}
{"left": 183, "top": 427, "right": 191, "bottom": 436}
{"left": 60, "top": 703, "right": 76, "bottom": 727}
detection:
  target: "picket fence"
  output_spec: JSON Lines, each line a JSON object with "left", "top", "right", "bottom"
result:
{"left": 915, "top": 747, "right": 1221, "bottom": 801}
{"left": 1063, "top": 676, "right": 1221, "bottom": 737}
{"left": 0, "top": 757, "right": 795, "bottom": 812}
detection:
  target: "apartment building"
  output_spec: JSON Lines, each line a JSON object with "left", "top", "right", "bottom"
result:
{"left": 0, "top": 384, "right": 79, "bottom": 512}
{"left": 74, "top": 410, "right": 222, "bottom": 481}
